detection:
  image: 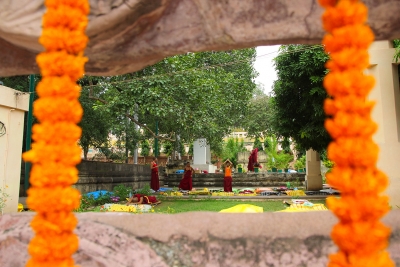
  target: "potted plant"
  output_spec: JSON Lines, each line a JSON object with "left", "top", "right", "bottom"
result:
{"left": 294, "top": 155, "right": 306, "bottom": 172}
{"left": 237, "top": 164, "right": 243, "bottom": 173}
{"left": 254, "top": 162, "right": 261, "bottom": 173}
{"left": 266, "top": 157, "right": 277, "bottom": 172}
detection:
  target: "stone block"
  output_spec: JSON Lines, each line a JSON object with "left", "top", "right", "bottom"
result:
{"left": 1, "top": 211, "right": 400, "bottom": 266}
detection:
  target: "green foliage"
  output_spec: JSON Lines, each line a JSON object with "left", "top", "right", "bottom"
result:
{"left": 253, "top": 137, "right": 264, "bottom": 151}
{"left": 163, "top": 141, "right": 174, "bottom": 156}
{"left": 140, "top": 140, "right": 150, "bottom": 156}
{"left": 394, "top": 39, "right": 400, "bottom": 62}
{"left": 113, "top": 184, "right": 132, "bottom": 199}
{"left": 221, "top": 138, "right": 246, "bottom": 166}
{"left": 77, "top": 81, "right": 111, "bottom": 160}
{"left": 188, "top": 143, "right": 194, "bottom": 156}
{"left": 242, "top": 91, "right": 273, "bottom": 138}
{"left": 75, "top": 195, "right": 96, "bottom": 212}
{"left": 294, "top": 155, "right": 306, "bottom": 170}
{"left": 84, "top": 48, "right": 257, "bottom": 151}
{"left": 271, "top": 45, "right": 331, "bottom": 153}
{"left": 280, "top": 137, "right": 292, "bottom": 154}
{"left": 134, "top": 184, "right": 152, "bottom": 195}
{"left": 94, "top": 192, "right": 112, "bottom": 206}
{"left": 275, "top": 153, "right": 294, "bottom": 169}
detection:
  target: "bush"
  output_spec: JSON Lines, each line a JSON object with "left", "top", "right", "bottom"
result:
{"left": 94, "top": 192, "right": 112, "bottom": 205}
{"left": 113, "top": 184, "right": 132, "bottom": 199}
{"left": 294, "top": 155, "right": 306, "bottom": 170}
{"left": 75, "top": 194, "right": 96, "bottom": 212}
{"left": 134, "top": 184, "right": 152, "bottom": 195}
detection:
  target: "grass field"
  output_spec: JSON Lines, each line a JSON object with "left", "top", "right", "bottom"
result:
{"left": 150, "top": 198, "right": 327, "bottom": 213}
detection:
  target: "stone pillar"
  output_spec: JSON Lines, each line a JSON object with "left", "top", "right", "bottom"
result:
{"left": 0, "top": 86, "right": 29, "bottom": 213}
{"left": 305, "top": 149, "right": 322, "bottom": 191}
{"left": 367, "top": 40, "right": 400, "bottom": 206}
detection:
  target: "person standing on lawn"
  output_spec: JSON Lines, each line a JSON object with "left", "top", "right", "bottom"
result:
{"left": 150, "top": 157, "right": 160, "bottom": 191}
{"left": 223, "top": 159, "right": 233, "bottom": 192}
{"left": 179, "top": 161, "right": 194, "bottom": 191}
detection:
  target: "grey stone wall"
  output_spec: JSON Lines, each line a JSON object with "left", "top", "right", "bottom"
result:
{"left": 166, "top": 172, "right": 305, "bottom": 188}
{"left": 74, "top": 161, "right": 159, "bottom": 194}
{"left": 20, "top": 161, "right": 166, "bottom": 196}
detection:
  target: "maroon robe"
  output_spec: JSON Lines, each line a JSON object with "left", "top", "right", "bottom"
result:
{"left": 247, "top": 148, "right": 258, "bottom": 171}
{"left": 179, "top": 168, "right": 193, "bottom": 190}
{"left": 150, "top": 161, "right": 160, "bottom": 191}
{"left": 134, "top": 194, "right": 158, "bottom": 204}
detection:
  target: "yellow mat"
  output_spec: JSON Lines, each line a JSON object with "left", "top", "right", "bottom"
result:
{"left": 278, "top": 203, "right": 328, "bottom": 212}
{"left": 219, "top": 204, "right": 263, "bottom": 213}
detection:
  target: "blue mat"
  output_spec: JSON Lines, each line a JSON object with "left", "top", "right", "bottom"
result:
{"left": 85, "top": 190, "right": 112, "bottom": 199}
{"left": 158, "top": 187, "right": 173, "bottom": 192}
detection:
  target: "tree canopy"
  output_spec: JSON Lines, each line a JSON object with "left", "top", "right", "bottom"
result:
{"left": 270, "top": 45, "right": 331, "bottom": 153}
{"left": 86, "top": 48, "right": 258, "bottom": 152}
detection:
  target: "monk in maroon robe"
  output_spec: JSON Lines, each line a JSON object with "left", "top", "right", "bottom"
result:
{"left": 223, "top": 159, "right": 233, "bottom": 192}
{"left": 150, "top": 157, "right": 160, "bottom": 191}
{"left": 247, "top": 148, "right": 258, "bottom": 172}
{"left": 126, "top": 193, "right": 161, "bottom": 205}
{"left": 179, "top": 162, "right": 194, "bottom": 190}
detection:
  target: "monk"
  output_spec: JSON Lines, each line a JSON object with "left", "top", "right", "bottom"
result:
{"left": 150, "top": 157, "right": 160, "bottom": 191}
{"left": 223, "top": 159, "right": 233, "bottom": 192}
{"left": 126, "top": 193, "right": 161, "bottom": 205}
{"left": 179, "top": 161, "right": 194, "bottom": 190}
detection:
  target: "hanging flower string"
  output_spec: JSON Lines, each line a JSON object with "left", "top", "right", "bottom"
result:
{"left": 319, "top": 0, "right": 394, "bottom": 266}
{"left": 22, "top": 0, "right": 89, "bottom": 266}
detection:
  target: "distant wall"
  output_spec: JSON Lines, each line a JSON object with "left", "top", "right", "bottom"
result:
{"left": 20, "top": 161, "right": 166, "bottom": 196}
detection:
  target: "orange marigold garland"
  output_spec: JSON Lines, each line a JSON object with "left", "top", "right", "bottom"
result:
{"left": 22, "top": 0, "right": 89, "bottom": 266}
{"left": 319, "top": 0, "right": 394, "bottom": 266}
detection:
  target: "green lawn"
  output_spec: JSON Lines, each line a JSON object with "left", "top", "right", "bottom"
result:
{"left": 151, "top": 199, "right": 327, "bottom": 213}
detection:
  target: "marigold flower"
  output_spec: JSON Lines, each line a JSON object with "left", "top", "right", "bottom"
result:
{"left": 25, "top": 0, "right": 89, "bottom": 265}
{"left": 31, "top": 211, "right": 78, "bottom": 234}
{"left": 36, "top": 76, "right": 81, "bottom": 99}
{"left": 322, "top": 1, "right": 367, "bottom": 32}
{"left": 33, "top": 97, "right": 82, "bottom": 123}
{"left": 42, "top": 5, "right": 88, "bottom": 31}
{"left": 30, "top": 164, "right": 79, "bottom": 187}
{"left": 45, "top": 0, "right": 90, "bottom": 14}
{"left": 40, "top": 28, "right": 88, "bottom": 54}
{"left": 27, "top": 187, "right": 80, "bottom": 212}
{"left": 323, "top": 71, "right": 375, "bottom": 97}
{"left": 320, "top": 0, "right": 394, "bottom": 265}
{"left": 32, "top": 122, "right": 81, "bottom": 144}
{"left": 26, "top": 258, "right": 77, "bottom": 267}
{"left": 28, "top": 233, "right": 78, "bottom": 260}
{"left": 36, "top": 51, "right": 87, "bottom": 81}
{"left": 323, "top": 25, "right": 374, "bottom": 53}
{"left": 326, "top": 48, "right": 370, "bottom": 72}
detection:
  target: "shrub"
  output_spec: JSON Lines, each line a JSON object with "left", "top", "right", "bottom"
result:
{"left": 75, "top": 194, "right": 96, "bottom": 212}
{"left": 134, "top": 184, "right": 152, "bottom": 195}
{"left": 113, "top": 184, "right": 132, "bottom": 199}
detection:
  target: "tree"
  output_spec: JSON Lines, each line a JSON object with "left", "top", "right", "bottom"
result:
{"left": 140, "top": 140, "right": 150, "bottom": 157}
{"left": 241, "top": 90, "right": 273, "bottom": 138}
{"left": 78, "top": 88, "right": 111, "bottom": 160}
{"left": 221, "top": 138, "right": 247, "bottom": 166}
{"left": 270, "top": 45, "right": 331, "bottom": 153}
{"left": 86, "top": 48, "right": 258, "bottom": 152}
{"left": 253, "top": 137, "right": 263, "bottom": 151}
{"left": 162, "top": 141, "right": 174, "bottom": 156}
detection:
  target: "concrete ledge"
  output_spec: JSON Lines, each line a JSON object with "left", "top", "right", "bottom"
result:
{"left": 1, "top": 210, "right": 400, "bottom": 266}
